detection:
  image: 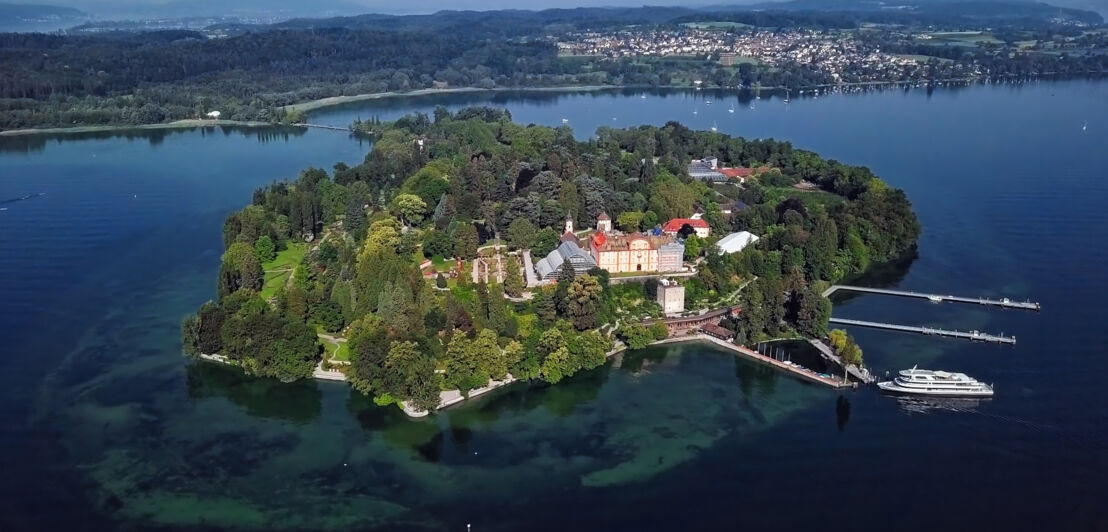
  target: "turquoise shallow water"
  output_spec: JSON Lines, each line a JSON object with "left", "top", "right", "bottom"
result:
{"left": 0, "top": 80, "right": 1106, "bottom": 530}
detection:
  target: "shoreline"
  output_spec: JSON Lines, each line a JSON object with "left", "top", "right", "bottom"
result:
{"left": 5, "top": 74, "right": 1102, "bottom": 137}
{"left": 399, "top": 332, "right": 853, "bottom": 418}
{"left": 278, "top": 85, "right": 630, "bottom": 113}
{"left": 0, "top": 119, "right": 275, "bottom": 137}
{"left": 197, "top": 331, "right": 852, "bottom": 419}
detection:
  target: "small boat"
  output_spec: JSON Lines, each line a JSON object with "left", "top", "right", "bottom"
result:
{"left": 706, "top": 100, "right": 712, "bottom": 105}
{"left": 561, "top": 118, "right": 568, "bottom": 124}
{"left": 711, "top": 122, "right": 718, "bottom": 132}
{"left": 878, "top": 366, "right": 994, "bottom": 397}
{"left": 728, "top": 107, "right": 735, "bottom": 113}
{"left": 928, "top": 295, "right": 943, "bottom": 303}
{"left": 641, "top": 94, "right": 647, "bottom": 99}
{"left": 1083, "top": 121, "right": 1088, "bottom": 131}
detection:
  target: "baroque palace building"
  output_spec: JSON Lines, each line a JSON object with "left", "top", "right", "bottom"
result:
{"left": 534, "top": 214, "right": 685, "bottom": 280}
{"left": 588, "top": 213, "right": 684, "bottom": 274}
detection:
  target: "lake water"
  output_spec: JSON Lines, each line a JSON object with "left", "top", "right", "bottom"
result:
{"left": 1, "top": 80, "right": 1105, "bottom": 531}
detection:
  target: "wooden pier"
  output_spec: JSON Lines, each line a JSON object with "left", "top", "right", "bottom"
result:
{"left": 828, "top": 318, "right": 1016, "bottom": 344}
{"left": 822, "top": 285, "right": 1040, "bottom": 311}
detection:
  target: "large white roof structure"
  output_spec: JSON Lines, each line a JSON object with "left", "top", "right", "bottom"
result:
{"left": 716, "top": 231, "right": 760, "bottom": 254}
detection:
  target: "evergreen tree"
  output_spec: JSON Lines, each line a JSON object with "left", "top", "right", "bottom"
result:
{"left": 453, "top": 223, "right": 479, "bottom": 259}
{"left": 505, "top": 258, "right": 525, "bottom": 296}
{"left": 554, "top": 262, "right": 575, "bottom": 315}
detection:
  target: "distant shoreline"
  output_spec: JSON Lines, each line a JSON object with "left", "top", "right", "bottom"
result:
{"left": 0, "top": 86, "right": 626, "bottom": 137}
{"left": 0, "top": 119, "right": 274, "bottom": 137}
{"left": 279, "top": 85, "right": 630, "bottom": 113}
{"left": 5, "top": 75, "right": 1100, "bottom": 137}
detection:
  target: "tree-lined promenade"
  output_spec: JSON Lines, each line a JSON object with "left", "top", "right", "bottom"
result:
{"left": 182, "top": 106, "right": 919, "bottom": 413}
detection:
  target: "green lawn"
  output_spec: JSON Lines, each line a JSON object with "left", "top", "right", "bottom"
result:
{"left": 331, "top": 342, "right": 351, "bottom": 362}
{"left": 918, "top": 31, "right": 1001, "bottom": 47}
{"left": 721, "top": 56, "right": 761, "bottom": 67}
{"left": 762, "top": 186, "right": 845, "bottom": 210}
{"left": 318, "top": 332, "right": 351, "bottom": 362}
{"left": 260, "top": 243, "right": 307, "bottom": 299}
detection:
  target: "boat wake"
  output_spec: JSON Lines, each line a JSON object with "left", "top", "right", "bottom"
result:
{"left": 0, "top": 192, "right": 46, "bottom": 206}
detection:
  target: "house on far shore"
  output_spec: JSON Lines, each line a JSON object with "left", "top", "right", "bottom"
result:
{"left": 662, "top": 218, "right": 711, "bottom": 239}
{"left": 206, "top": 110, "right": 221, "bottom": 119}
{"left": 716, "top": 231, "right": 760, "bottom": 254}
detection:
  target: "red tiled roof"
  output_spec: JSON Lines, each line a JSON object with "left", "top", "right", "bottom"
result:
{"left": 663, "top": 218, "right": 709, "bottom": 232}
{"left": 597, "top": 212, "right": 610, "bottom": 220}
{"left": 719, "top": 167, "right": 754, "bottom": 178}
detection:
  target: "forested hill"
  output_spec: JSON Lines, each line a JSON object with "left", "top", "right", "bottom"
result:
{"left": 182, "top": 108, "right": 919, "bottom": 410}
{"left": 0, "top": 3, "right": 87, "bottom": 32}
{"left": 0, "top": 2, "right": 1101, "bottom": 130}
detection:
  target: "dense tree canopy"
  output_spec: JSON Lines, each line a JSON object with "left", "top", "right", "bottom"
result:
{"left": 184, "top": 106, "right": 918, "bottom": 410}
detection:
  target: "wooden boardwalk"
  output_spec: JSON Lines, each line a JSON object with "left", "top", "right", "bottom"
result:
{"left": 822, "top": 285, "right": 1040, "bottom": 311}
{"left": 828, "top": 317, "right": 1016, "bottom": 344}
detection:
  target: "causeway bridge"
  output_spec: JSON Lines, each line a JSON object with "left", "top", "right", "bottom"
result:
{"left": 822, "top": 285, "right": 1040, "bottom": 311}
{"left": 828, "top": 318, "right": 1017, "bottom": 345}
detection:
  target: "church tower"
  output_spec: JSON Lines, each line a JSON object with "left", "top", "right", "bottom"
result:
{"left": 564, "top": 214, "right": 574, "bottom": 235}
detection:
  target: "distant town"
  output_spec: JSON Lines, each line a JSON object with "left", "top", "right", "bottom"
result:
{"left": 558, "top": 29, "right": 937, "bottom": 85}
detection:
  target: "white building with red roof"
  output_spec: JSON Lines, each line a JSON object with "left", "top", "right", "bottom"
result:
{"left": 662, "top": 218, "right": 711, "bottom": 238}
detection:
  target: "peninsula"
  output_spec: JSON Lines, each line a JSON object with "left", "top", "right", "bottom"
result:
{"left": 181, "top": 106, "right": 920, "bottom": 414}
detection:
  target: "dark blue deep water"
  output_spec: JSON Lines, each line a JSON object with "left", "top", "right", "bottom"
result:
{"left": 0, "top": 80, "right": 1105, "bottom": 531}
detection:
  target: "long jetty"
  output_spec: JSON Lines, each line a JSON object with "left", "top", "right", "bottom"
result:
{"left": 298, "top": 123, "right": 355, "bottom": 132}
{"left": 828, "top": 318, "right": 1016, "bottom": 344}
{"left": 822, "top": 285, "right": 1040, "bottom": 311}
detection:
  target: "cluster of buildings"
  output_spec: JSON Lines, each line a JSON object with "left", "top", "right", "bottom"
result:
{"left": 687, "top": 157, "right": 770, "bottom": 184}
{"left": 557, "top": 29, "right": 735, "bottom": 58}
{"left": 530, "top": 210, "right": 763, "bottom": 316}
{"left": 557, "top": 29, "right": 922, "bottom": 83}
{"left": 535, "top": 214, "right": 690, "bottom": 281}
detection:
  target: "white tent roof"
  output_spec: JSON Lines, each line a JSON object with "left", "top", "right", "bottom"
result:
{"left": 716, "top": 231, "right": 759, "bottom": 254}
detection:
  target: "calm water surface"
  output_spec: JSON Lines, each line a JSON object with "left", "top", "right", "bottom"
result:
{"left": 0, "top": 81, "right": 1105, "bottom": 531}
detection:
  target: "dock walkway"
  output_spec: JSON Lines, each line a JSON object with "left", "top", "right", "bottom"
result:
{"left": 659, "top": 334, "right": 853, "bottom": 389}
{"left": 822, "top": 285, "right": 1040, "bottom": 311}
{"left": 808, "top": 339, "right": 875, "bottom": 384}
{"left": 829, "top": 317, "right": 1016, "bottom": 344}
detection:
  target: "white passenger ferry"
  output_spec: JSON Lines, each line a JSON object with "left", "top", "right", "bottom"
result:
{"left": 877, "top": 366, "right": 994, "bottom": 397}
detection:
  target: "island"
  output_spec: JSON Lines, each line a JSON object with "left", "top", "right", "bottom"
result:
{"left": 181, "top": 106, "right": 920, "bottom": 415}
